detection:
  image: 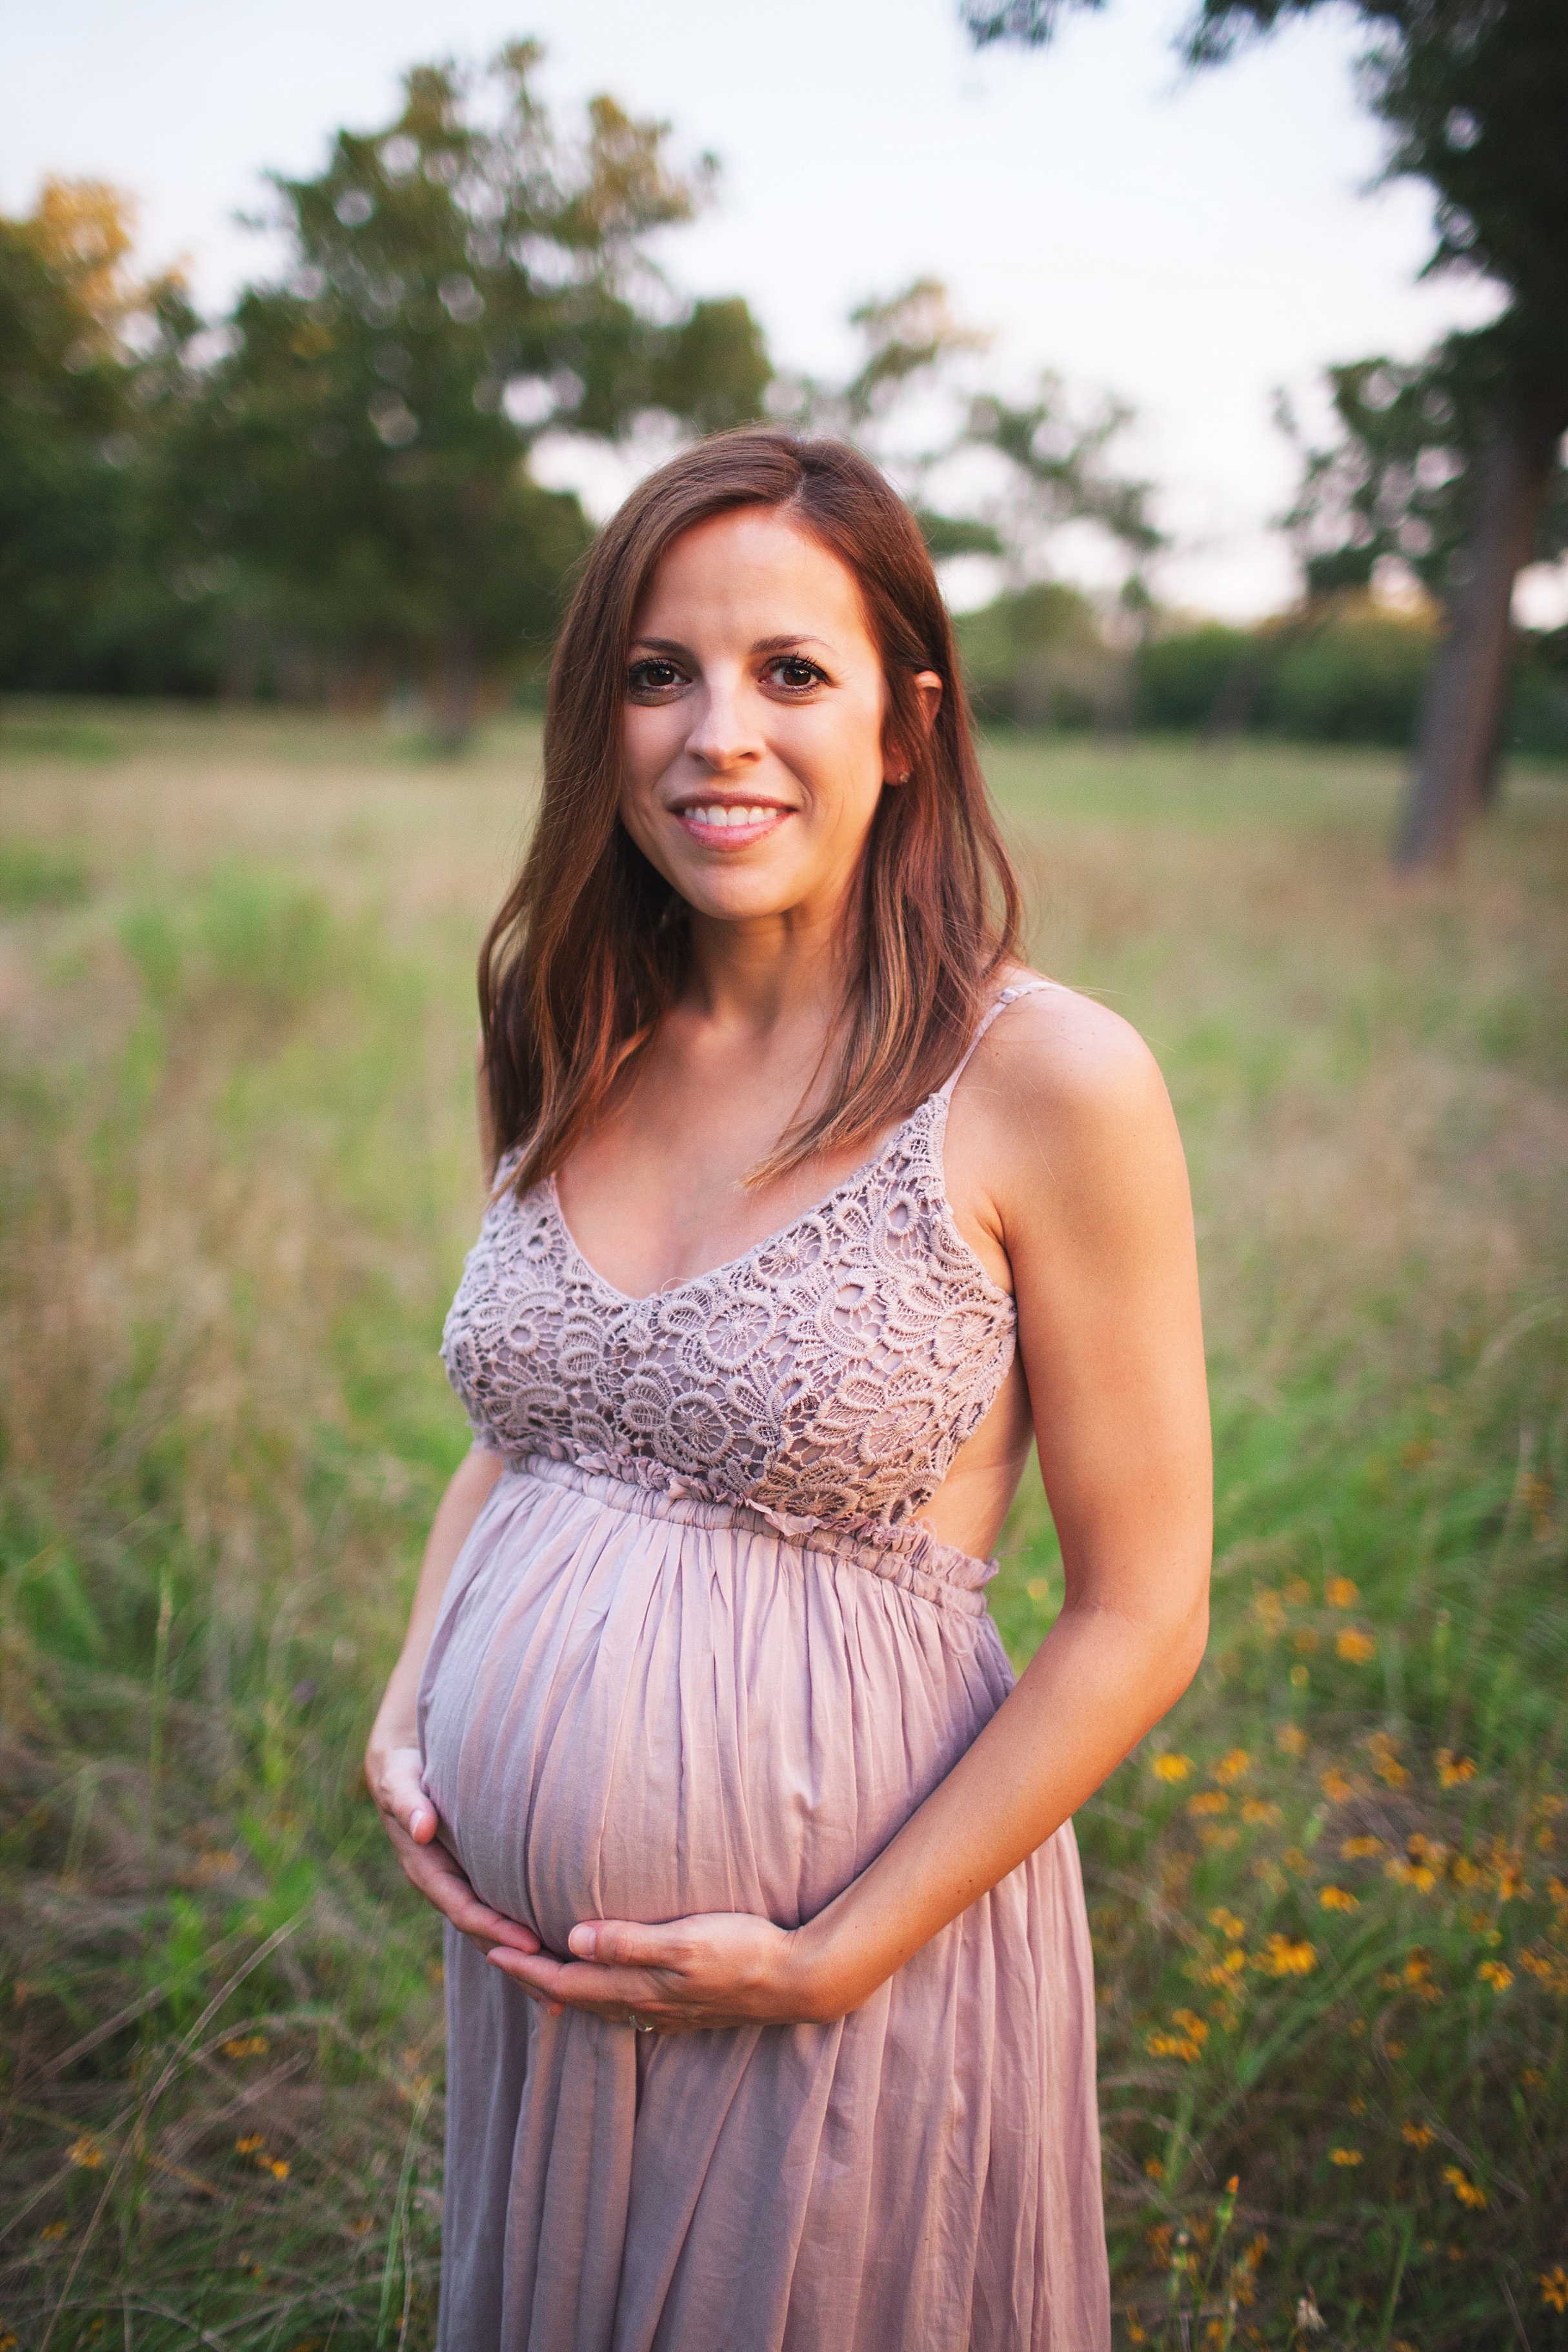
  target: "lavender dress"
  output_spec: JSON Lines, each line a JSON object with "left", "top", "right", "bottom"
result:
{"left": 421, "top": 984, "right": 1109, "bottom": 2350}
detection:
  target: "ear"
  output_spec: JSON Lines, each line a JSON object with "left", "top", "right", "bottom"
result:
{"left": 886, "top": 670, "right": 943, "bottom": 784}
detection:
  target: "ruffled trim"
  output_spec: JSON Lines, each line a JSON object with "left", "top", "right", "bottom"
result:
{"left": 487, "top": 1442, "right": 999, "bottom": 1614}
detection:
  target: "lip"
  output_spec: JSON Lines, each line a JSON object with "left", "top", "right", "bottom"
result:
{"left": 668, "top": 798, "right": 792, "bottom": 850}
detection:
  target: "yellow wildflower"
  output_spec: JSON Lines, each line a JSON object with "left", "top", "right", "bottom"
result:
{"left": 1435, "top": 1749, "right": 1476, "bottom": 1788}
{"left": 1257, "top": 1933, "right": 1317, "bottom": 1976}
{"left": 1329, "top": 2147, "right": 1363, "bottom": 2167}
{"left": 1367, "top": 1733, "right": 1407, "bottom": 1785}
{"left": 263, "top": 2156, "right": 290, "bottom": 2180}
{"left": 1143, "top": 2156, "right": 1165, "bottom": 2181}
{"left": 1187, "top": 1791, "right": 1229, "bottom": 1816}
{"left": 1442, "top": 2165, "right": 1487, "bottom": 2209}
{"left": 1324, "top": 1577, "right": 1360, "bottom": 1609}
{"left": 1319, "top": 1886, "right": 1359, "bottom": 1913}
{"left": 1341, "top": 1835, "right": 1385, "bottom": 1860}
{"left": 1476, "top": 1960, "right": 1513, "bottom": 1991}
{"left": 234, "top": 2135, "right": 265, "bottom": 2155}
{"left": 1336, "top": 1629, "right": 1376, "bottom": 1664}
{"left": 1152, "top": 1754, "right": 1191, "bottom": 1784}
{"left": 1320, "top": 1769, "right": 1353, "bottom": 1804}
{"left": 1209, "top": 1907, "right": 1245, "bottom": 1939}
{"left": 222, "top": 2034, "right": 269, "bottom": 2059}
{"left": 1540, "top": 2266, "right": 1568, "bottom": 2315}
{"left": 1276, "top": 1724, "right": 1309, "bottom": 1757}
{"left": 1147, "top": 2008, "right": 1209, "bottom": 2062}
{"left": 67, "top": 2136, "right": 105, "bottom": 2169}
{"left": 1214, "top": 1748, "right": 1252, "bottom": 1784}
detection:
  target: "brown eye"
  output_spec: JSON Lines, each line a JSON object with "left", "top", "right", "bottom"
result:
{"left": 628, "top": 658, "right": 683, "bottom": 696}
{"left": 767, "top": 656, "right": 825, "bottom": 692}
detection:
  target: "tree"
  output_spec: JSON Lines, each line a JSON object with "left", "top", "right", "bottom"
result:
{"left": 1278, "top": 333, "right": 1568, "bottom": 792}
{"left": 963, "top": 0, "right": 1568, "bottom": 865}
{"left": 168, "top": 45, "right": 771, "bottom": 744}
{"left": 0, "top": 181, "right": 201, "bottom": 694}
{"left": 781, "top": 276, "right": 1162, "bottom": 726}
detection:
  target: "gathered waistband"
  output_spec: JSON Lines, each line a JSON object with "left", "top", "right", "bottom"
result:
{"left": 491, "top": 1449, "right": 998, "bottom": 1618}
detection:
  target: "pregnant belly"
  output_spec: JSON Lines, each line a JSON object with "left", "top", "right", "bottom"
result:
{"left": 416, "top": 1468, "right": 1008, "bottom": 1958}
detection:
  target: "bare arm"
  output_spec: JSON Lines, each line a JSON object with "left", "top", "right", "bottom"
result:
{"left": 490, "top": 990, "right": 1211, "bottom": 2024}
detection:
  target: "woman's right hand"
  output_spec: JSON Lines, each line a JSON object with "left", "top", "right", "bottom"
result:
{"left": 368, "top": 1736, "right": 543, "bottom": 1961}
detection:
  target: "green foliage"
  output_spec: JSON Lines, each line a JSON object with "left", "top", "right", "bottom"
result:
{"left": 787, "top": 279, "right": 1159, "bottom": 605}
{"left": 1127, "top": 605, "right": 1568, "bottom": 754}
{"left": 1132, "top": 625, "right": 1254, "bottom": 733}
{"left": 160, "top": 46, "right": 769, "bottom": 739}
{"left": 1180, "top": 0, "right": 1568, "bottom": 369}
{"left": 1264, "top": 604, "right": 1438, "bottom": 745}
{"left": 0, "top": 50, "right": 773, "bottom": 722}
{"left": 1280, "top": 334, "right": 1568, "bottom": 613}
{"left": 957, "top": 581, "right": 1121, "bottom": 727}
{"left": 0, "top": 183, "right": 210, "bottom": 697}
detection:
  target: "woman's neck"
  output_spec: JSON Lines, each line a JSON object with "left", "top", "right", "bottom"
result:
{"left": 683, "top": 896, "right": 853, "bottom": 1042}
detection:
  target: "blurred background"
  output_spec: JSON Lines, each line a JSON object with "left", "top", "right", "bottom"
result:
{"left": 1, "top": 3, "right": 1565, "bottom": 2346}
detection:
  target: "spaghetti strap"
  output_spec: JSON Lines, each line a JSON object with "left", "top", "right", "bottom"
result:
{"left": 936, "top": 978, "right": 1056, "bottom": 1101}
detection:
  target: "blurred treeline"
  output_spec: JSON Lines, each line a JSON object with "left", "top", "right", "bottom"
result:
{"left": 960, "top": 585, "right": 1568, "bottom": 754}
{"left": 0, "top": 46, "right": 771, "bottom": 745}
{"left": 4, "top": 37, "right": 1567, "bottom": 758}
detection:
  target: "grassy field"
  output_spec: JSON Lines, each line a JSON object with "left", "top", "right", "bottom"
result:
{"left": 1, "top": 699, "right": 1564, "bottom": 2350}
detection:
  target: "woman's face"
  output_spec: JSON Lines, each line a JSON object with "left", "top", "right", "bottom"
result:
{"left": 618, "top": 506, "right": 939, "bottom": 932}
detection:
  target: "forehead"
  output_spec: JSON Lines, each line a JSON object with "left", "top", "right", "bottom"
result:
{"left": 634, "top": 507, "right": 874, "bottom": 646}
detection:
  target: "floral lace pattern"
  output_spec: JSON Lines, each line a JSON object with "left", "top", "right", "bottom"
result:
{"left": 440, "top": 985, "right": 1046, "bottom": 1554}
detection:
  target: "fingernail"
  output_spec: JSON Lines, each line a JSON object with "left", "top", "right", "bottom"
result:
{"left": 568, "top": 1924, "right": 596, "bottom": 1958}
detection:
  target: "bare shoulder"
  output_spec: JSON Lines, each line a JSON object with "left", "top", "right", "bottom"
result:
{"left": 966, "top": 972, "right": 1170, "bottom": 1134}
{"left": 945, "top": 972, "right": 1186, "bottom": 1261}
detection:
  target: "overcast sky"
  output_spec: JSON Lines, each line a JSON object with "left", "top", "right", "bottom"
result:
{"left": 9, "top": 0, "right": 1556, "bottom": 620}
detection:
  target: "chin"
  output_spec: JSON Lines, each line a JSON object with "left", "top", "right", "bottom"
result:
{"left": 666, "top": 861, "right": 810, "bottom": 924}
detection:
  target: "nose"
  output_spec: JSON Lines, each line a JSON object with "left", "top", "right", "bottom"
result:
{"left": 683, "top": 670, "right": 764, "bottom": 776}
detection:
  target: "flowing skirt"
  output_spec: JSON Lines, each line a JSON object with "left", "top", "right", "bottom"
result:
{"left": 417, "top": 1456, "right": 1109, "bottom": 2352}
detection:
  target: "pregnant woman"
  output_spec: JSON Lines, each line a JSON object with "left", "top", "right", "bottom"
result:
{"left": 367, "top": 430, "right": 1211, "bottom": 2351}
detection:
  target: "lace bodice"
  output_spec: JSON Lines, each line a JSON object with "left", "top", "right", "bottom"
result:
{"left": 440, "top": 984, "right": 1047, "bottom": 1554}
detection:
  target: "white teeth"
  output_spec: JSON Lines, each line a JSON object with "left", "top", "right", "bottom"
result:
{"left": 688, "top": 804, "right": 774, "bottom": 829}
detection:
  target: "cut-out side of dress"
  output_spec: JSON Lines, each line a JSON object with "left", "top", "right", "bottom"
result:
{"left": 419, "top": 982, "right": 1111, "bottom": 2351}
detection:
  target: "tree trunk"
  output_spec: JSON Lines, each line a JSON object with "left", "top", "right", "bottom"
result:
{"left": 1393, "top": 377, "right": 1567, "bottom": 869}
{"left": 431, "top": 623, "right": 477, "bottom": 756}
{"left": 1476, "top": 660, "right": 1512, "bottom": 808}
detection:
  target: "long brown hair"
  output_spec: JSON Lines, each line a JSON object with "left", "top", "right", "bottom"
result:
{"left": 479, "top": 428, "right": 1023, "bottom": 1191}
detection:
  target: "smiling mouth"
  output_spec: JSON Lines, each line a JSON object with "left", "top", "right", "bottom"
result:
{"left": 672, "top": 801, "right": 790, "bottom": 843}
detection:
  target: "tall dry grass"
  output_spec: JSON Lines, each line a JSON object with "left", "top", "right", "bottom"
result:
{"left": 1, "top": 704, "right": 1565, "bottom": 2348}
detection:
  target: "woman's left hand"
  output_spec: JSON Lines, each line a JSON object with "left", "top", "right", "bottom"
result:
{"left": 485, "top": 1912, "right": 838, "bottom": 2032}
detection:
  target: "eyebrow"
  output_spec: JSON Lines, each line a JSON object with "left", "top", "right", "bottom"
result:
{"left": 628, "top": 633, "right": 836, "bottom": 659}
